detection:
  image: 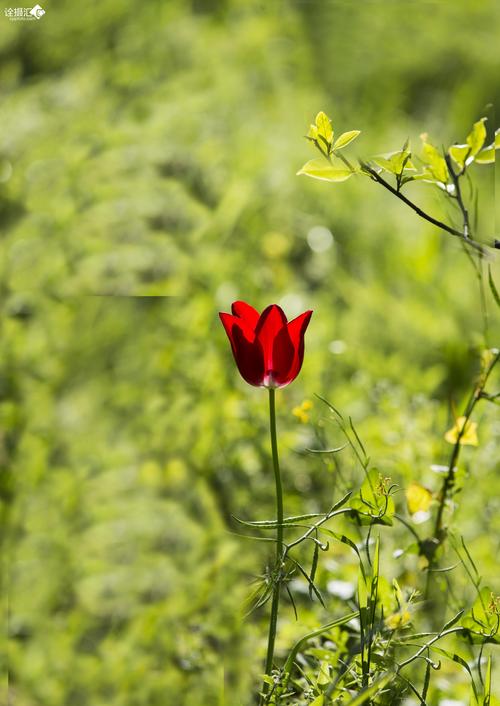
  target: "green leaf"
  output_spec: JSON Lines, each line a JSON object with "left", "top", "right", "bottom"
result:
{"left": 310, "top": 695, "right": 324, "bottom": 706}
{"left": 420, "top": 139, "right": 448, "bottom": 183}
{"left": 316, "top": 660, "right": 330, "bottom": 687}
{"left": 373, "top": 149, "right": 415, "bottom": 175}
{"left": 350, "top": 469, "right": 395, "bottom": 526}
{"left": 307, "top": 123, "right": 319, "bottom": 141}
{"left": 442, "top": 609, "right": 465, "bottom": 632}
{"left": 333, "top": 130, "right": 361, "bottom": 150}
{"left": 475, "top": 129, "right": 500, "bottom": 165}
{"left": 466, "top": 118, "right": 487, "bottom": 157}
{"left": 358, "top": 570, "right": 368, "bottom": 610}
{"left": 297, "top": 159, "right": 353, "bottom": 182}
{"left": 483, "top": 655, "right": 492, "bottom": 706}
{"left": 449, "top": 143, "right": 470, "bottom": 169}
{"left": 282, "top": 611, "right": 359, "bottom": 683}
{"left": 315, "top": 111, "right": 334, "bottom": 148}
{"left": 343, "top": 673, "right": 394, "bottom": 706}
{"left": 475, "top": 145, "right": 495, "bottom": 164}
{"left": 461, "top": 586, "right": 500, "bottom": 642}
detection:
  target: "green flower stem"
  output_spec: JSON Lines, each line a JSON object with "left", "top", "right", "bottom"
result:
{"left": 261, "top": 387, "right": 284, "bottom": 704}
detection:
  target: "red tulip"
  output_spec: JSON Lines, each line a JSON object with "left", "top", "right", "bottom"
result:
{"left": 219, "top": 301, "right": 313, "bottom": 388}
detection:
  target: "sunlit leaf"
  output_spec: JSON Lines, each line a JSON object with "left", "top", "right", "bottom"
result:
{"left": 373, "top": 149, "right": 415, "bottom": 175}
{"left": 307, "top": 124, "right": 319, "bottom": 140}
{"left": 315, "top": 111, "right": 334, "bottom": 149}
{"left": 297, "top": 159, "right": 353, "bottom": 182}
{"left": 449, "top": 143, "right": 470, "bottom": 169}
{"left": 310, "top": 695, "right": 324, "bottom": 706}
{"left": 466, "top": 117, "right": 487, "bottom": 157}
{"left": 333, "top": 130, "right": 361, "bottom": 150}
{"left": 476, "top": 128, "right": 500, "bottom": 164}
{"left": 444, "top": 416, "right": 478, "bottom": 446}
{"left": 420, "top": 137, "right": 448, "bottom": 183}
{"left": 475, "top": 145, "right": 495, "bottom": 164}
{"left": 316, "top": 661, "right": 330, "bottom": 687}
{"left": 406, "top": 482, "right": 433, "bottom": 515}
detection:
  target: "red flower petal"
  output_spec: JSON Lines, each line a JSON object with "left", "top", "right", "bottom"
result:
{"left": 270, "top": 325, "right": 295, "bottom": 387}
{"left": 232, "top": 326, "right": 265, "bottom": 386}
{"left": 231, "top": 301, "right": 260, "bottom": 329}
{"left": 219, "top": 313, "right": 255, "bottom": 346}
{"left": 255, "top": 304, "right": 288, "bottom": 372}
{"left": 283, "top": 310, "right": 313, "bottom": 383}
{"left": 219, "top": 313, "right": 265, "bottom": 386}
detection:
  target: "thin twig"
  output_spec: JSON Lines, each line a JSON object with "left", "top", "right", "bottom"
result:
{"left": 360, "top": 162, "right": 486, "bottom": 255}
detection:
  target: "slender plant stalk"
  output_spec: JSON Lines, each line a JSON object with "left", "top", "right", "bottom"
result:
{"left": 425, "top": 350, "right": 500, "bottom": 601}
{"left": 433, "top": 350, "right": 500, "bottom": 541}
{"left": 260, "top": 388, "right": 284, "bottom": 705}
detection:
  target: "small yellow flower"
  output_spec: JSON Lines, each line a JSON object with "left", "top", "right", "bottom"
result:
{"left": 292, "top": 399, "right": 313, "bottom": 424}
{"left": 444, "top": 416, "right": 478, "bottom": 446}
{"left": 406, "top": 482, "right": 433, "bottom": 516}
{"left": 376, "top": 474, "right": 392, "bottom": 496}
{"left": 385, "top": 608, "right": 412, "bottom": 630}
{"left": 488, "top": 592, "right": 500, "bottom": 616}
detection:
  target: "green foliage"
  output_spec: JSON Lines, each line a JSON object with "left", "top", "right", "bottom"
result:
{"left": 461, "top": 588, "right": 500, "bottom": 643}
{"left": 372, "top": 148, "right": 416, "bottom": 176}
{"left": 333, "top": 130, "right": 361, "bottom": 151}
{"left": 419, "top": 136, "right": 450, "bottom": 184}
{"left": 296, "top": 160, "right": 353, "bottom": 182}
{"left": 350, "top": 469, "right": 395, "bottom": 526}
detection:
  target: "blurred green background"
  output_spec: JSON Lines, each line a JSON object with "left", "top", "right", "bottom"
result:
{"left": 1, "top": 0, "right": 499, "bottom": 704}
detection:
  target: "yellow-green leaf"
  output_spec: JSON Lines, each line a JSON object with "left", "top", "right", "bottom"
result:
{"left": 449, "top": 143, "right": 470, "bottom": 169}
{"left": 475, "top": 129, "right": 500, "bottom": 165}
{"left": 421, "top": 138, "right": 448, "bottom": 183}
{"left": 475, "top": 145, "right": 495, "bottom": 164}
{"left": 317, "top": 661, "right": 330, "bottom": 687}
{"left": 406, "top": 482, "right": 433, "bottom": 515}
{"left": 461, "top": 587, "right": 500, "bottom": 640}
{"left": 307, "top": 124, "right": 318, "bottom": 140}
{"left": 334, "top": 129, "right": 360, "bottom": 150}
{"left": 315, "top": 111, "right": 334, "bottom": 149}
{"left": 310, "top": 695, "right": 324, "bottom": 706}
{"left": 373, "top": 149, "right": 415, "bottom": 175}
{"left": 466, "top": 118, "right": 487, "bottom": 157}
{"left": 297, "top": 159, "right": 353, "bottom": 182}
{"left": 444, "top": 416, "right": 478, "bottom": 446}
